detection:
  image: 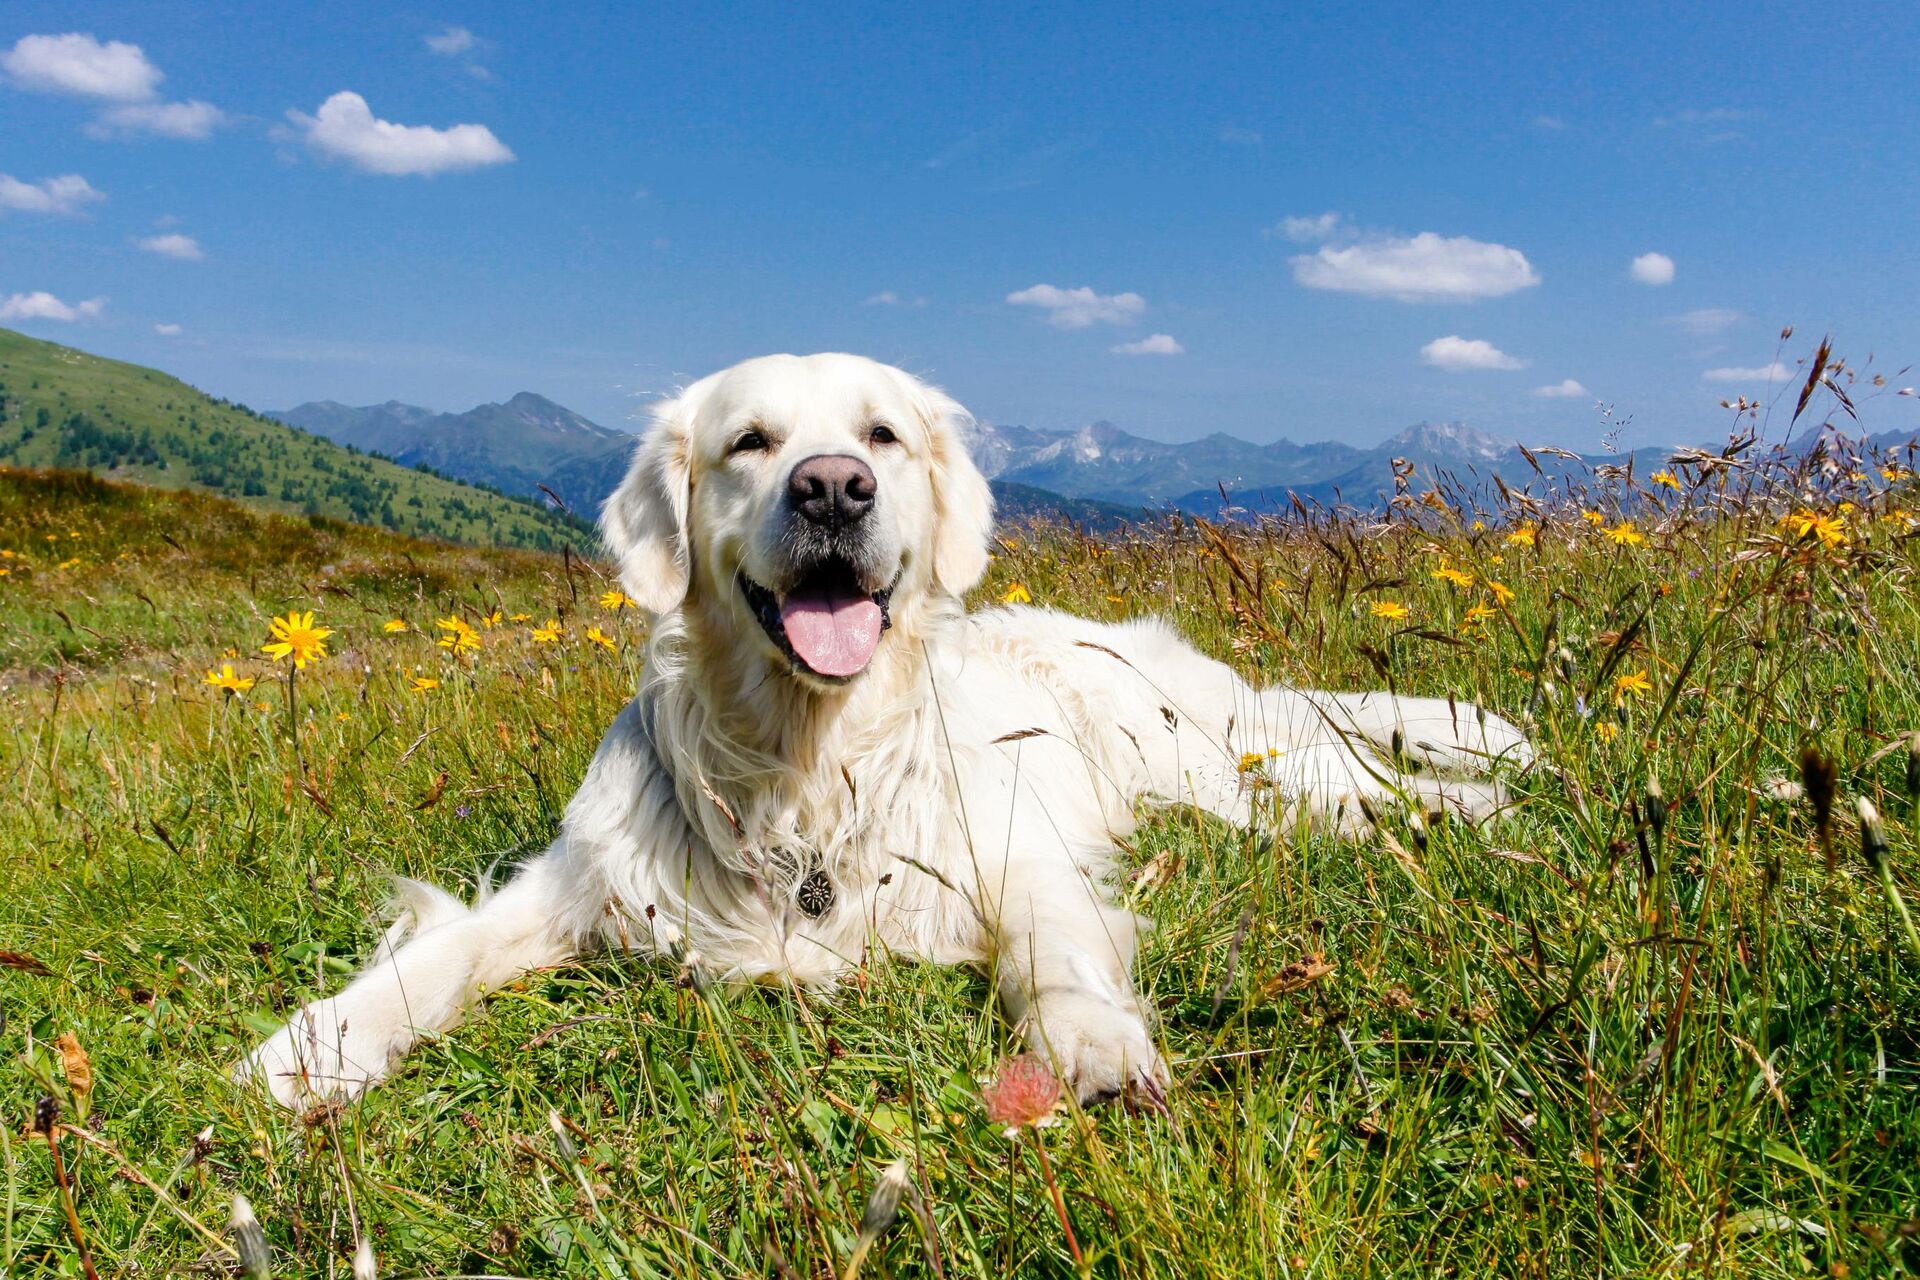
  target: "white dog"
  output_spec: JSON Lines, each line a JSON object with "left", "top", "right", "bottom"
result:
{"left": 245, "top": 353, "right": 1530, "bottom": 1108}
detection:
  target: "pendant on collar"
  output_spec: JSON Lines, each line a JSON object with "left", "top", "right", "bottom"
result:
{"left": 796, "top": 869, "right": 835, "bottom": 918}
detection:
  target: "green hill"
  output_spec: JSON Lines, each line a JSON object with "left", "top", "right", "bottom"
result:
{"left": 0, "top": 327, "right": 590, "bottom": 552}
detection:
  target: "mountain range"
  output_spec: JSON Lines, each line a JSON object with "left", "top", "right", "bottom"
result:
{"left": 272, "top": 393, "right": 634, "bottom": 520}
{"left": 273, "top": 391, "right": 1577, "bottom": 526}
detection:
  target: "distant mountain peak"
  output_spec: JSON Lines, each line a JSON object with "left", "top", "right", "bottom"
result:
{"left": 1382, "top": 420, "right": 1516, "bottom": 462}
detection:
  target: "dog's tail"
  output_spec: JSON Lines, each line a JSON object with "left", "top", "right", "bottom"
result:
{"left": 376, "top": 878, "right": 473, "bottom": 960}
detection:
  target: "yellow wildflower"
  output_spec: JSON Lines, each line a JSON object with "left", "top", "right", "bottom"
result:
{"left": 479, "top": 609, "right": 504, "bottom": 629}
{"left": 1650, "top": 470, "right": 1680, "bottom": 490}
{"left": 1613, "top": 669, "right": 1653, "bottom": 705}
{"left": 1780, "top": 509, "right": 1847, "bottom": 549}
{"left": 509, "top": 612, "right": 532, "bottom": 623}
{"left": 1486, "top": 580, "right": 1514, "bottom": 605}
{"left": 1604, "top": 522, "right": 1645, "bottom": 546}
{"left": 1581, "top": 510, "right": 1605, "bottom": 525}
{"left": 436, "top": 615, "right": 481, "bottom": 654}
{"left": 1505, "top": 525, "right": 1537, "bottom": 548}
{"left": 261, "top": 610, "right": 332, "bottom": 669}
{"left": 585, "top": 625, "right": 618, "bottom": 652}
{"left": 531, "top": 619, "right": 563, "bottom": 644}
{"left": 1370, "top": 600, "right": 1410, "bottom": 621}
{"left": 382, "top": 619, "right": 409, "bottom": 633}
{"left": 1003, "top": 583, "right": 1033, "bottom": 604}
{"left": 1433, "top": 565, "right": 1475, "bottom": 588}
{"left": 1461, "top": 603, "right": 1498, "bottom": 633}
{"left": 600, "top": 590, "right": 636, "bottom": 610}
{"left": 1595, "top": 722, "right": 1619, "bottom": 743}
{"left": 409, "top": 676, "right": 440, "bottom": 694}
{"left": 203, "top": 663, "right": 255, "bottom": 694}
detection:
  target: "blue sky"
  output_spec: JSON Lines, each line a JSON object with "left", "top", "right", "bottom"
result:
{"left": 4, "top": 1, "right": 1918, "bottom": 449}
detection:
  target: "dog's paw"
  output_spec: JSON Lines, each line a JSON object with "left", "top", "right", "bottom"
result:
{"left": 239, "top": 994, "right": 409, "bottom": 1109}
{"left": 1019, "top": 992, "right": 1167, "bottom": 1105}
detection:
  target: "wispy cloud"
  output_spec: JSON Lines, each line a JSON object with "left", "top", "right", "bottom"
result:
{"left": 138, "top": 232, "right": 203, "bottom": 260}
{"left": 286, "top": 91, "right": 514, "bottom": 176}
{"left": 87, "top": 99, "right": 225, "bottom": 140}
{"left": 1218, "top": 125, "right": 1262, "bottom": 146}
{"left": 0, "top": 290, "right": 105, "bottom": 322}
{"left": 862, "top": 290, "right": 928, "bottom": 308}
{"left": 1533, "top": 114, "right": 1566, "bottom": 130}
{"left": 425, "top": 26, "right": 478, "bottom": 55}
{"left": 1292, "top": 231, "right": 1540, "bottom": 303}
{"left": 1006, "top": 283, "right": 1146, "bottom": 329}
{"left": 1268, "top": 211, "right": 1345, "bottom": 243}
{"left": 1629, "top": 252, "right": 1675, "bottom": 285}
{"left": 1653, "top": 107, "right": 1751, "bottom": 128}
{"left": 1420, "top": 335, "right": 1525, "bottom": 371}
{"left": 1112, "top": 333, "right": 1184, "bottom": 356}
{"left": 1666, "top": 308, "right": 1743, "bottom": 336}
{"left": 153, "top": 322, "right": 182, "bottom": 336}
{"left": 1533, "top": 378, "right": 1589, "bottom": 398}
{"left": 0, "top": 172, "right": 104, "bottom": 216}
{"left": 1703, "top": 362, "right": 1794, "bottom": 384}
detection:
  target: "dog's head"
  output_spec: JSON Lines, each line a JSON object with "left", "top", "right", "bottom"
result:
{"left": 600, "top": 354, "right": 994, "bottom": 687}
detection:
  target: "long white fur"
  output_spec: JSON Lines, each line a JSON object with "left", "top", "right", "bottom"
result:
{"left": 243, "top": 353, "right": 1533, "bottom": 1108}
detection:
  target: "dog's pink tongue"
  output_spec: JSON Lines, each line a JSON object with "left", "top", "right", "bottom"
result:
{"left": 780, "top": 587, "right": 882, "bottom": 677}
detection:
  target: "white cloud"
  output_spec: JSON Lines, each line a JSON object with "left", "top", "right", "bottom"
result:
{"left": 1006, "top": 283, "right": 1146, "bottom": 329}
{"left": 1291, "top": 232, "right": 1540, "bottom": 303}
{"left": 1219, "top": 126, "right": 1262, "bottom": 146}
{"left": 0, "top": 291, "right": 106, "bottom": 322}
{"left": 1533, "top": 378, "right": 1589, "bottom": 398}
{"left": 1112, "top": 333, "right": 1184, "bottom": 356}
{"left": 425, "top": 26, "right": 478, "bottom": 55}
{"left": 1, "top": 33, "right": 161, "bottom": 100}
{"left": 1271, "top": 211, "right": 1344, "bottom": 243}
{"left": 87, "top": 98, "right": 225, "bottom": 140}
{"left": 1630, "top": 252, "right": 1675, "bottom": 285}
{"left": 1667, "top": 307, "right": 1743, "bottom": 335}
{"left": 862, "top": 290, "right": 927, "bottom": 307}
{"left": 288, "top": 91, "right": 515, "bottom": 176}
{"left": 153, "top": 322, "right": 182, "bottom": 335}
{"left": 1421, "top": 335, "right": 1525, "bottom": 371}
{"left": 0, "top": 172, "right": 104, "bottom": 215}
{"left": 1533, "top": 114, "right": 1566, "bottom": 130}
{"left": 138, "top": 232, "right": 203, "bottom": 260}
{"left": 1703, "top": 362, "right": 1794, "bottom": 384}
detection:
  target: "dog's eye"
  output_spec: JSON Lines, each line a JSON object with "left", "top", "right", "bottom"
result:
{"left": 729, "top": 429, "right": 769, "bottom": 456}
{"left": 868, "top": 423, "right": 898, "bottom": 446}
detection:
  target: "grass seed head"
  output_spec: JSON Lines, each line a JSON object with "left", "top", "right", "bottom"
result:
{"left": 1858, "top": 797, "right": 1889, "bottom": 872}
{"left": 231, "top": 1194, "right": 271, "bottom": 1279}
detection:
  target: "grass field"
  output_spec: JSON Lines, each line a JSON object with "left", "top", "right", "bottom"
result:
{"left": 3, "top": 418, "right": 1919, "bottom": 1277}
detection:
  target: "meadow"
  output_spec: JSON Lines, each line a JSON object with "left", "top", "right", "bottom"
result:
{"left": 2, "top": 406, "right": 1919, "bottom": 1277}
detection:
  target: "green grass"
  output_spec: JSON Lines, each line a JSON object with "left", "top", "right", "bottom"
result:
{"left": 2, "top": 443, "right": 1918, "bottom": 1278}
{"left": 0, "top": 327, "right": 590, "bottom": 552}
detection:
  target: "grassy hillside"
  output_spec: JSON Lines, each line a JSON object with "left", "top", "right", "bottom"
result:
{"left": 0, "top": 328, "right": 589, "bottom": 552}
{"left": 2, "top": 438, "right": 1919, "bottom": 1276}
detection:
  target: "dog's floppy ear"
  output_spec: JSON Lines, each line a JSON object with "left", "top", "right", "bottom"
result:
{"left": 911, "top": 379, "right": 995, "bottom": 595}
{"left": 599, "top": 390, "right": 697, "bottom": 614}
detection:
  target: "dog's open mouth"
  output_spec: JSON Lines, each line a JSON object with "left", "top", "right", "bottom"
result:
{"left": 740, "top": 559, "right": 896, "bottom": 680}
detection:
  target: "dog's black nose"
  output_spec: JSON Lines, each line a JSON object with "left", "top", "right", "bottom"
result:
{"left": 787, "top": 454, "right": 876, "bottom": 528}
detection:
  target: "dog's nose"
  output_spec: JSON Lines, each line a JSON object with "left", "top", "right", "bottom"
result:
{"left": 786, "top": 454, "right": 876, "bottom": 528}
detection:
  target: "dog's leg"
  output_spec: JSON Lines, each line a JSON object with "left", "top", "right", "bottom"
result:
{"left": 1306, "top": 690, "right": 1535, "bottom": 774}
{"left": 978, "top": 852, "right": 1165, "bottom": 1104}
{"left": 243, "top": 850, "right": 585, "bottom": 1109}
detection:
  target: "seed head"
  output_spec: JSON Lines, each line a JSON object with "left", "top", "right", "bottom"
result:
{"left": 1858, "top": 797, "right": 1889, "bottom": 872}
{"left": 1906, "top": 733, "right": 1920, "bottom": 801}
{"left": 231, "top": 1194, "right": 271, "bottom": 1279}
{"left": 857, "top": 1158, "right": 912, "bottom": 1244}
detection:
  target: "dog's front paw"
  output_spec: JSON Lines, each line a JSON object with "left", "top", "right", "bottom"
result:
{"left": 1019, "top": 992, "right": 1167, "bottom": 1105}
{"left": 239, "top": 993, "right": 409, "bottom": 1109}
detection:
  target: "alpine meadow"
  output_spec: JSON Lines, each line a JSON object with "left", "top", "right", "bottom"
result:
{"left": 7, "top": 4, "right": 1920, "bottom": 1276}
{"left": 3, "top": 349, "right": 1919, "bottom": 1277}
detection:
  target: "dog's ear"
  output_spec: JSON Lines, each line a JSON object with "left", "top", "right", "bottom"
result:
{"left": 599, "top": 392, "right": 696, "bottom": 614}
{"left": 913, "top": 381, "right": 995, "bottom": 595}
